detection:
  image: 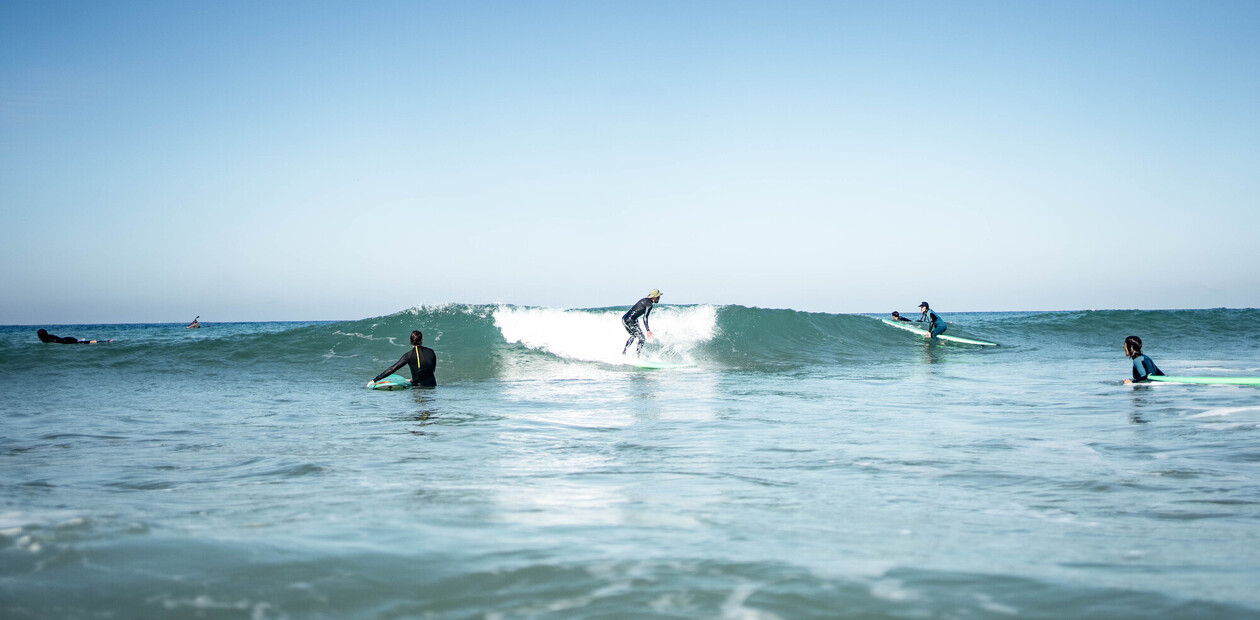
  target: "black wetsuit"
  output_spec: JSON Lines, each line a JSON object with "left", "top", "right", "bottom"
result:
{"left": 374, "top": 345, "right": 437, "bottom": 387}
{"left": 622, "top": 297, "right": 654, "bottom": 354}
{"left": 37, "top": 331, "right": 84, "bottom": 344}
{"left": 1130, "top": 354, "right": 1164, "bottom": 382}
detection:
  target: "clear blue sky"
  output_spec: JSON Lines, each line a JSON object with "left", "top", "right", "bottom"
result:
{"left": 3, "top": 1, "right": 1258, "bottom": 323}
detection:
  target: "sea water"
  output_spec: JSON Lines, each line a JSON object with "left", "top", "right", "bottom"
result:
{"left": 2, "top": 306, "right": 1259, "bottom": 619}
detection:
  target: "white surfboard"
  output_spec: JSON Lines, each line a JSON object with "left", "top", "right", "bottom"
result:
{"left": 881, "top": 319, "right": 998, "bottom": 347}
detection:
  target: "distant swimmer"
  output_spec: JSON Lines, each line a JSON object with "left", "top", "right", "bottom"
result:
{"left": 370, "top": 330, "right": 437, "bottom": 387}
{"left": 36, "top": 329, "right": 109, "bottom": 344}
{"left": 890, "top": 311, "right": 912, "bottom": 322}
{"left": 622, "top": 289, "right": 661, "bottom": 357}
{"left": 1122, "top": 335, "right": 1164, "bottom": 384}
{"left": 916, "top": 302, "right": 946, "bottom": 340}
{"left": 186, "top": 316, "right": 201, "bottom": 329}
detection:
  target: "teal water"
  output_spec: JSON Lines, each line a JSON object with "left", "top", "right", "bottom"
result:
{"left": 3, "top": 306, "right": 1260, "bottom": 619}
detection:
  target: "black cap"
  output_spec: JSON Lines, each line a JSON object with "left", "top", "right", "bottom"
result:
{"left": 919, "top": 301, "right": 928, "bottom": 307}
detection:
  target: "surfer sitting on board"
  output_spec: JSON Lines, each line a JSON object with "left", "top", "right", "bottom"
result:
{"left": 36, "top": 329, "right": 109, "bottom": 344}
{"left": 1122, "top": 335, "right": 1164, "bottom": 384}
{"left": 622, "top": 289, "right": 660, "bottom": 357}
{"left": 890, "top": 311, "right": 912, "bottom": 322}
{"left": 371, "top": 330, "right": 437, "bottom": 387}
{"left": 916, "top": 302, "right": 946, "bottom": 340}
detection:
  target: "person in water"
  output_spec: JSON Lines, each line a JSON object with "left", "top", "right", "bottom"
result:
{"left": 186, "top": 316, "right": 200, "bottom": 329}
{"left": 37, "top": 329, "right": 108, "bottom": 344}
{"left": 916, "top": 302, "right": 946, "bottom": 340}
{"left": 1122, "top": 335, "right": 1164, "bottom": 384}
{"left": 371, "top": 330, "right": 437, "bottom": 387}
{"left": 622, "top": 289, "right": 661, "bottom": 356}
{"left": 890, "top": 311, "right": 912, "bottom": 322}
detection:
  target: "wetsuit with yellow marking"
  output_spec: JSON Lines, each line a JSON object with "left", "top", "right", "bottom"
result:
{"left": 374, "top": 345, "right": 437, "bottom": 387}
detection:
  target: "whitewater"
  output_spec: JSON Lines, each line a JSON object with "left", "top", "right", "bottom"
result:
{"left": 3, "top": 305, "right": 1259, "bottom": 619}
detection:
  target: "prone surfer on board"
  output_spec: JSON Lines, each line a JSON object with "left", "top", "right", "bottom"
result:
{"left": 622, "top": 289, "right": 660, "bottom": 357}
{"left": 916, "top": 302, "right": 946, "bottom": 340}
{"left": 890, "top": 311, "right": 912, "bottom": 322}
{"left": 36, "top": 329, "right": 109, "bottom": 344}
{"left": 371, "top": 330, "right": 437, "bottom": 387}
{"left": 1121, "top": 335, "right": 1164, "bottom": 384}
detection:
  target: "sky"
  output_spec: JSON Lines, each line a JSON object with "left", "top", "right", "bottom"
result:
{"left": 2, "top": 1, "right": 1259, "bottom": 323}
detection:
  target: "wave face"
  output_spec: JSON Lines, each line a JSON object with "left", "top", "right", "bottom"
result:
{"left": 5, "top": 305, "right": 1258, "bottom": 383}
{"left": 5, "top": 304, "right": 1260, "bottom": 619}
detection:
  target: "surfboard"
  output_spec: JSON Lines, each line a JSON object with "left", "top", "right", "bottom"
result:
{"left": 881, "top": 319, "right": 998, "bottom": 347}
{"left": 367, "top": 374, "right": 411, "bottom": 390}
{"left": 628, "top": 359, "right": 696, "bottom": 369}
{"left": 1146, "top": 375, "right": 1260, "bottom": 386}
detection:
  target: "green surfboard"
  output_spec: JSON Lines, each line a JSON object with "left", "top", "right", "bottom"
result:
{"left": 1146, "top": 375, "right": 1260, "bottom": 386}
{"left": 881, "top": 319, "right": 998, "bottom": 346}
{"left": 367, "top": 374, "right": 411, "bottom": 390}
{"left": 628, "top": 359, "right": 696, "bottom": 369}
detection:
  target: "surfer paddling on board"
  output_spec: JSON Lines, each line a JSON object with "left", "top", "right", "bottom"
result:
{"left": 36, "top": 329, "right": 110, "bottom": 344}
{"left": 915, "top": 302, "right": 946, "bottom": 340}
{"left": 370, "top": 330, "right": 437, "bottom": 387}
{"left": 1121, "top": 335, "right": 1164, "bottom": 384}
{"left": 889, "top": 311, "right": 912, "bottom": 322}
{"left": 622, "top": 289, "right": 660, "bottom": 357}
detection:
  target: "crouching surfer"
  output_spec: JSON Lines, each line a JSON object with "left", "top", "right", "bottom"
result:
{"left": 370, "top": 330, "right": 437, "bottom": 387}
{"left": 916, "top": 302, "right": 946, "bottom": 340}
{"left": 622, "top": 289, "right": 661, "bottom": 357}
{"left": 1122, "top": 335, "right": 1164, "bottom": 384}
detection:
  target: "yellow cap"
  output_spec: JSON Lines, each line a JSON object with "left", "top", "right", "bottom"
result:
{"left": 647, "top": 289, "right": 661, "bottom": 298}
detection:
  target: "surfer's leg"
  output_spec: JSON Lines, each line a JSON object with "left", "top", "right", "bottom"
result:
{"left": 930, "top": 324, "right": 947, "bottom": 340}
{"left": 623, "top": 320, "right": 641, "bottom": 354}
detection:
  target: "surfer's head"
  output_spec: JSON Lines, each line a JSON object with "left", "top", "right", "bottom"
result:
{"left": 1124, "top": 335, "right": 1142, "bottom": 358}
{"left": 919, "top": 302, "right": 929, "bottom": 309}
{"left": 647, "top": 289, "right": 661, "bottom": 301}
{"left": 410, "top": 330, "right": 423, "bottom": 346}
{"left": 891, "top": 311, "right": 901, "bottom": 318}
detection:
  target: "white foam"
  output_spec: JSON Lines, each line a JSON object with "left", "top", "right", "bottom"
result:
{"left": 973, "top": 593, "right": 1019, "bottom": 615}
{"left": 493, "top": 305, "right": 717, "bottom": 366}
{"left": 721, "top": 583, "right": 784, "bottom": 620}
{"left": 0, "top": 510, "right": 82, "bottom": 531}
{"left": 1189, "top": 406, "right": 1260, "bottom": 419}
{"left": 869, "top": 578, "right": 919, "bottom": 602}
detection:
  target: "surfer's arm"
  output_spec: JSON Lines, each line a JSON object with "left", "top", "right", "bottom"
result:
{"left": 373, "top": 351, "right": 412, "bottom": 383}
{"left": 643, "top": 305, "right": 652, "bottom": 333}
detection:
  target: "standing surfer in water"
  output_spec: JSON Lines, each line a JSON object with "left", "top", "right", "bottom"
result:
{"left": 622, "top": 289, "right": 660, "bottom": 357}
{"left": 370, "top": 330, "right": 437, "bottom": 387}
{"left": 1121, "top": 335, "right": 1164, "bottom": 384}
{"left": 916, "top": 302, "right": 946, "bottom": 340}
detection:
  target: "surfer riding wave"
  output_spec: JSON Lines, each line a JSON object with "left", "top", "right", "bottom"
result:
{"left": 622, "top": 289, "right": 661, "bottom": 357}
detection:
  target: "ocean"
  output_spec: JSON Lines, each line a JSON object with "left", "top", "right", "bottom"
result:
{"left": 2, "top": 305, "right": 1259, "bottom": 619}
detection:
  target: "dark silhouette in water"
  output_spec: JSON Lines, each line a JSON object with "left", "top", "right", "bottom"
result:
{"left": 37, "top": 329, "right": 109, "bottom": 344}
{"left": 371, "top": 330, "right": 437, "bottom": 387}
